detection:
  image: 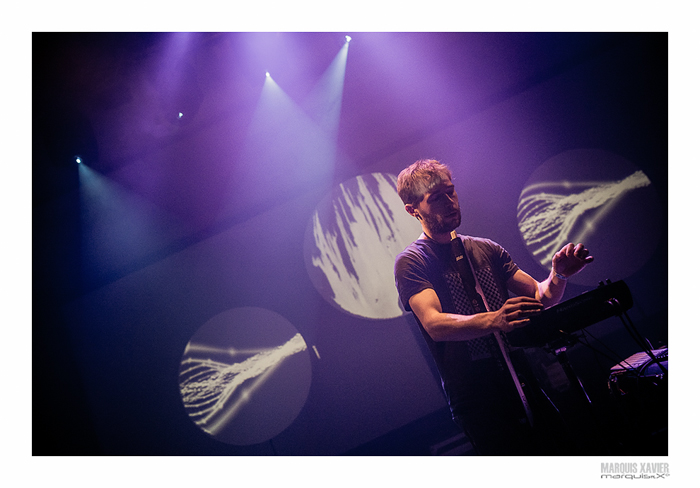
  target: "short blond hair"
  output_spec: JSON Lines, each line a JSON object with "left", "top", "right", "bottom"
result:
{"left": 396, "top": 159, "right": 453, "bottom": 206}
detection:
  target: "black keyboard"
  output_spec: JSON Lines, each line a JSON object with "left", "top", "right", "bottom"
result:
{"left": 506, "top": 280, "right": 633, "bottom": 348}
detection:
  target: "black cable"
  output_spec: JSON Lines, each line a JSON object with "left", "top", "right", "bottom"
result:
{"left": 609, "top": 300, "right": 667, "bottom": 375}
{"left": 550, "top": 330, "right": 630, "bottom": 374}
{"left": 579, "top": 329, "right": 638, "bottom": 373}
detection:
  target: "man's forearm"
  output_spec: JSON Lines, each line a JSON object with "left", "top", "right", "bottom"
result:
{"left": 421, "top": 311, "right": 498, "bottom": 342}
{"left": 537, "top": 269, "right": 568, "bottom": 308}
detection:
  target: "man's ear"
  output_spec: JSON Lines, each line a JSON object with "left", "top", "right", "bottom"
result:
{"left": 405, "top": 204, "right": 421, "bottom": 220}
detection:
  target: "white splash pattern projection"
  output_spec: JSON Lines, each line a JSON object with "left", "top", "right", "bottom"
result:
{"left": 517, "top": 170, "right": 651, "bottom": 265}
{"left": 179, "top": 333, "right": 307, "bottom": 436}
{"left": 308, "top": 173, "right": 421, "bottom": 319}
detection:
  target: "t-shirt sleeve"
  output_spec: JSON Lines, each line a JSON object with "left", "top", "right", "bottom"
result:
{"left": 394, "top": 251, "right": 433, "bottom": 312}
{"left": 482, "top": 238, "right": 520, "bottom": 282}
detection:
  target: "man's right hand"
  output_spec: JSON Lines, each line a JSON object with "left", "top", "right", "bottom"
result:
{"left": 491, "top": 296, "right": 543, "bottom": 333}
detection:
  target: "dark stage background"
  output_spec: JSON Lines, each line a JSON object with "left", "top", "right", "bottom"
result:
{"left": 33, "top": 32, "right": 667, "bottom": 456}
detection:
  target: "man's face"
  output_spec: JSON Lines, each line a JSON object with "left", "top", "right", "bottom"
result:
{"left": 415, "top": 178, "right": 461, "bottom": 235}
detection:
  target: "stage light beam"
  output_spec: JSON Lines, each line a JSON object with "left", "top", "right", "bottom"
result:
{"left": 300, "top": 40, "right": 350, "bottom": 142}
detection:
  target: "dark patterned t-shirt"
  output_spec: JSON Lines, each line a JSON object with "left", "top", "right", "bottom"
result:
{"left": 394, "top": 235, "right": 520, "bottom": 410}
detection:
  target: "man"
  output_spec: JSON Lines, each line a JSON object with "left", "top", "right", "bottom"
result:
{"left": 394, "top": 159, "right": 593, "bottom": 455}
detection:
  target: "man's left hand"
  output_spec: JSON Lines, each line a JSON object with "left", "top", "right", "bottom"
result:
{"left": 552, "top": 243, "right": 594, "bottom": 279}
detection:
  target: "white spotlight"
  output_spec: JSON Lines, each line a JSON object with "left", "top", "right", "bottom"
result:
{"left": 345, "top": 35, "right": 351, "bottom": 43}
{"left": 75, "top": 156, "right": 82, "bottom": 164}
{"left": 178, "top": 112, "right": 184, "bottom": 119}
{"left": 266, "top": 71, "right": 271, "bottom": 78}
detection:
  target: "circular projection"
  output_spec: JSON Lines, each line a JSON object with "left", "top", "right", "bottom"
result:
{"left": 517, "top": 149, "right": 663, "bottom": 286}
{"left": 304, "top": 173, "right": 422, "bottom": 319}
{"left": 178, "top": 307, "right": 312, "bottom": 445}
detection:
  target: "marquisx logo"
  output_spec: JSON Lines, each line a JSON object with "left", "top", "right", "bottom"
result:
{"left": 600, "top": 462, "right": 670, "bottom": 479}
